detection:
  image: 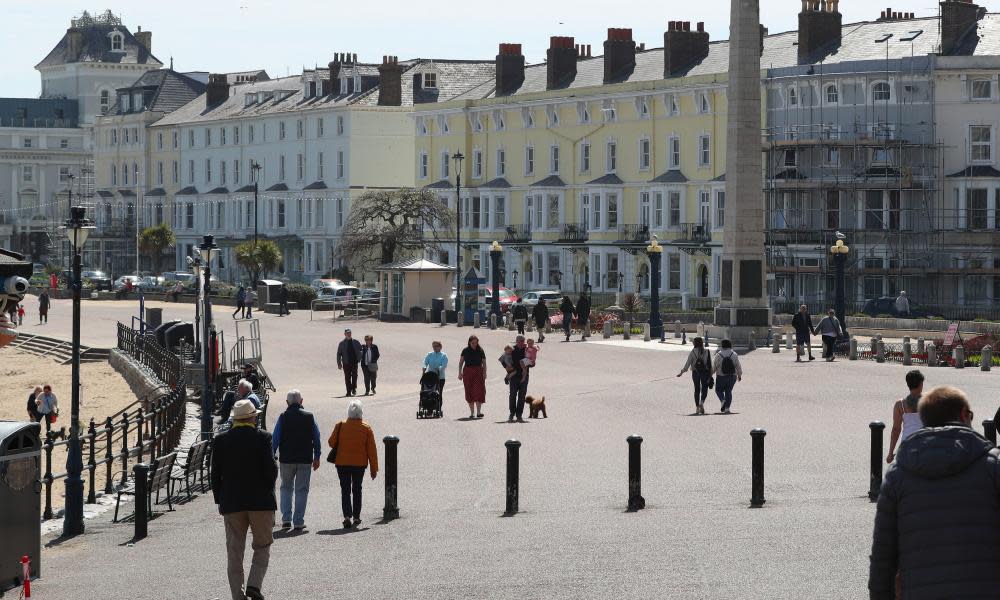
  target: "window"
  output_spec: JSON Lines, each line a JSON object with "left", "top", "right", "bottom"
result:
{"left": 188, "top": 130, "right": 195, "bottom": 148}
{"left": 419, "top": 153, "right": 429, "bottom": 179}
{"left": 550, "top": 145, "right": 560, "bottom": 174}
{"left": 826, "top": 84, "right": 839, "bottom": 103}
{"left": 788, "top": 87, "right": 798, "bottom": 106}
{"left": 172, "top": 131, "right": 179, "bottom": 148}
{"left": 437, "top": 115, "right": 449, "bottom": 133}
{"left": 578, "top": 102, "right": 591, "bottom": 124}
{"left": 784, "top": 149, "right": 797, "bottom": 167}
{"left": 546, "top": 106, "right": 559, "bottom": 127}
{"left": 122, "top": 162, "right": 129, "bottom": 185}
{"left": 668, "top": 253, "right": 681, "bottom": 290}
{"left": 110, "top": 31, "right": 123, "bottom": 51}
{"left": 111, "top": 164, "right": 117, "bottom": 185}
{"left": 699, "top": 93, "right": 711, "bottom": 113}
{"left": 494, "top": 196, "right": 506, "bottom": 228}
{"left": 496, "top": 149, "right": 506, "bottom": 177}
{"left": 971, "top": 125, "right": 992, "bottom": 162}
{"left": 668, "top": 192, "right": 681, "bottom": 227}
{"left": 205, "top": 128, "right": 212, "bottom": 146}
{"left": 639, "top": 139, "right": 650, "bottom": 170}
{"left": 277, "top": 200, "right": 286, "bottom": 228}
{"left": 317, "top": 153, "right": 324, "bottom": 180}
{"left": 607, "top": 254, "right": 619, "bottom": 289}
{"left": 825, "top": 190, "right": 840, "bottom": 229}
{"left": 157, "top": 162, "right": 163, "bottom": 185}
{"left": 234, "top": 159, "right": 240, "bottom": 184}
{"left": 157, "top": 132, "right": 163, "bottom": 150}
{"left": 653, "top": 192, "right": 664, "bottom": 228}
{"left": 220, "top": 127, "right": 226, "bottom": 145}
{"left": 525, "top": 146, "right": 535, "bottom": 176}
{"left": 873, "top": 82, "right": 891, "bottom": 102}
{"left": 640, "top": 192, "right": 650, "bottom": 226}
{"left": 698, "top": 135, "right": 711, "bottom": 166}
{"left": 592, "top": 194, "right": 602, "bottom": 229}
{"left": 669, "top": 137, "right": 681, "bottom": 169}
{"left": 440, "top": 152, "right": 449, "bottom": 179}
{"left": 523, "top": 109, "right": 534, "bottom": 128}
{"left": 205, "top": 159, "right": 212, "bottom": 183}
{"left": 972, "top": 79, "right": 992, "bottom": 101}
{"left": 188, "top": 160, "right": 195, "bottom": 183}
{"left": 317, "top": 118, "right": 324, "bottom": 137}
{"left": 185, "top": 203, "right": 194, "bottom": 229}
{"left": 492, "top": 111, "right": 505, "bottom": 131}
{"left": 826, "top": 147, "right": 840, "bottom": 166}
{"left": 968, "top": 188, "right": 989, "bottom": 230}
{"left": 248, "top": 125, "right": 255, "bottom": 143}
{"left": 133, "top": 163, "right": 139, "bottom": 185}
{"left": 172, "top": 161, "right": 178, "bottom": 184}
{"left": 580, "top": 143, "right": 591, "bottom": 172}
{"left": 864, "top": 190, "right": 884, "bottom": 230}
{"left": 22, "top": 138, "right": 32, "bottom": 148}
{"left": 637, "top": 98, "right": 650, "bottom": 119}
{"left": 472, "top": 150, "right": 483, "bottom": 178}
{"left": 668, "top": 94, "right": 680, "bottom": 116}
{"left": 580, "top": 193, "right": 590, "bottom": 228}
{"left": 606, "top": 142, "right": 617, "bottom": 173}
{"left": 100, "top": 90, "right": 111, "bottom": 114}
{"left": 546, "top": 195, "right": 560, "bottom": 229}
{"left": 221, "top": 160, "right": 227, "bottom": 185}
{"left": 607, "top": 194, "right": 618, "bottom": 228}
{"left": 279, "top": 122, "right": 286, "bottom": 140}
{"left": 234, "top": 126, "right": 240, "bottom": 144}
{"left": 279, "top": 155, "right": 286, "bottom": 180}
{"left": 123, "top": 129, "right": 130, "bottom": 145}
{"left": 423, "top": 72, "right": 437, "bottom": 88}
{"left": 296, "top": 119, "right": 304, "bottom": 139}
{"left": 337, "top": 150, "right": 345, "bottom": 179}
{"left": 22, "top": 166, "right": 33, "bottom": 183}
{"left": 297, "top": 154, "right": 304, "bottom": 181}
{"left": 337, "top": 116, "right": 344, "bottom": 135}
{"left": 715, "top": 191, "right": 725, "bottom": 228}
{"left": 110, "top": 129, "right": 117, "bottom": 145}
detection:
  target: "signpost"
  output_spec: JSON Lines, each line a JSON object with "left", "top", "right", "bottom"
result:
{"left": 943, "top": 322, "right": 960, "bottom": 347}
{"left": 463, "top": 267, "right": 486, "bottom": 324}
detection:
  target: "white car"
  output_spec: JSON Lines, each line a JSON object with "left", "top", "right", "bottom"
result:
{"left": 113, "top": 275, "right": 141, "bottom": 291}
{"left": 520, "top": 290, "right": 562, "bottom": 308}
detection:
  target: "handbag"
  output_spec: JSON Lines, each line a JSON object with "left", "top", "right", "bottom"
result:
{"left": 707, "top": 376, "right": 715, "bottom": 389}
{"left": 326, "top": 423, "right": 339, "bottom": 464}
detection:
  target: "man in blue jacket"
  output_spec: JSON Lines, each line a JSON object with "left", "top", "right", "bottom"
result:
{"left": 271, "top": 389, "right": 321, "bottom": 530}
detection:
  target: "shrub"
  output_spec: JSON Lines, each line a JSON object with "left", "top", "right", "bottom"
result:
{"left": 285, "top": 283, "right": 316, "bottom": 307}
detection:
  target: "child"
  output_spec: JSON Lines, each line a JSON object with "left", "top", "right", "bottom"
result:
{"left": 499, "top": 345, "right": 514, "bottom": 384}
{"left": 245, "top": 288, "right": 256, "bottom": 318}
{"left": 525, "top": 338, "right": 539, "bottom": 367}
{"left": 16, "top": 304, "right": 24, "bottom": 326}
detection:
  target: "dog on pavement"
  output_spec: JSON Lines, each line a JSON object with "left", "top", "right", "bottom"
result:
{"left": 527, "top": 395, "right": 547, "bottom": 418}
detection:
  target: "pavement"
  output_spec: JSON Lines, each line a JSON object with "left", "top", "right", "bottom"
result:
{"left": 23, "top": 297, "right": 1000, "bottom": 599}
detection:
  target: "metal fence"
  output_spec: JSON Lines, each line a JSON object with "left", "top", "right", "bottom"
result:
{"left": 117, "top": 322, "right": 184, "bottom": 389}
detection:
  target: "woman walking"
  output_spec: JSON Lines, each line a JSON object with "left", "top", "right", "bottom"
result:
{"left": 559, "top": 296, "right": 575, "bottom": 342}
{"left": 677, "top": 337, "right": 713, "bottom": 415}
{"left": 886, "top": 370, "right": 925, "bottom": 463}
{"left": 532, "top": 299, "right": 549, "bottom": 342}
{"left": 422, "top": 341, "right": 449, "bottom": 404}
{"left": 712, "top": 339, "right": 742, "bottom": 414}
{"left": 232, "top": 286, "right": 246, "bottom": 319}
{"left": 327, "top": 400, "right": 378, "bottom": 529}
{"left": 457, "top": 335, "right": 487, "bottom": 419}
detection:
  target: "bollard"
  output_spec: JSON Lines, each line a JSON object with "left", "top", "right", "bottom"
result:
{"left": 660, "top": 327, "right": 666, "bottom": 343}
{"left": 704, "top": 332, "right": 710, "bottom": 347}
{"left": 473, "top": 312, "right": 481, "bottom": 328}
{"left": 504, "top": 439, "right": 521, "bottom": 515}
{"left": 133, "top": 463, "right": 150, "bottom": 540}
{"left": 869, "top": 421, "right": 885, "bottom": 501}
{"left": 489, "top": 313, "right": 497, "bottom": 330}
{"left": 643, "top": 323, "right": 650, "bottom": 342}
{"left": 747, "top": 331, "right": 756, "bottom": 351}
{"left": 955, "top": 345, "right": 965, "bottom": 369}
{"left": 984, "top": 419, "right": 997, "bottom": 445}
{"left": 508, "top": 315, "right": 515, "bottom": 331}
{"left": 849, "top": 337, "right": 858, "bottom": 360}
{"left": 441, "top": 310, "right": 447, "bottom": 327}
{"left": 785, "top": 331, "right": 793, "bottom": 350}
{"left": 527, "top": 320, "right": 534, "bottom": 332}
{"left": 457, "top": 311, "right": 464, "bottom": 328}
{"left": 917, "top": 337, "right": 925, "bottom": 354}
{"left": 982, "top": 345, "right": 992, "bottom": 372}
{"left": 750, "top": 429, "right": 766, "bottom": 507}
{"left": 603, "top": 321, "right": 612, "bottom": 339}
{"left": 626, "top": 435, "right": 645, "bottom": 511}
{"left": 383, "top": 436, "right": 400, "bottom": 520}
{"left": 927, "top": 343, "right": 937, "bottom": 367}
{"left": 876, "top": 340, "right": 885, "bottom": 363}
{"left": 772, "top": 334, "right": 780, "bottom": 353}
{"left": 674, "top": 320, "right": 681, "bottom": 339}
{"left": 682, "top": 329, "right": 687, "bottom": 345}
{"left": 903, "top": 340, "right": 912, "bottom": 366}
{"left": 21, "top": 555, "right": 31, "bottom": 599}
{"left": 623, "top": 323, "right": 631, "bottom": 340}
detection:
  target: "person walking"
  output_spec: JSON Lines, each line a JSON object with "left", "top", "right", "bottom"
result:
{"left": 712, "top": 339, "right": 742, "bottom": 414}
{"left": 869, "top": 385, "right": 1000, "bottom": 598}
{"left": 532, "top": 298, "right": 549, "bottom": 342}
{"left": 38, "top": 291, "right": 50, "bottom": 324}
{"left": 458, "top": 335, "right": 487, "bottom": 419}
{"left": 677, "top": 337, "right": 713, "bottom": 415}
{"left": 791, "top": 304, "right": 816, "bottom": 362}
{"left": 512, "top": 298, "right": 528, "bottom": 335}
{"left": 506, "top": 335, "right": 530, "bottom": 422}
{"left": 26, "top": 386, "right": 42, "bottom": 422}
{"left": 328, "top": 400, "right": 379, "bottom": 529}
{"left": 277, "top": 284, "right": 289, "bottom": 317}
{"left": 894, "top": 290, "right": 910, "bottom": 317}
{"left": 16, "top": 304, "right": 24, "bottom": 326}
{"left": 816, "top": 309, "right": 843, "bottom": 361}
{"left": 422, "top": 341, "right": 448, "bottom": 404}
{"left": 336, "top": 328, "right": 362, "bottom": 396}
{"left": 360, "top": 335, "right": 380, "bottom": 395}
{"left": 211, "top": 399, "right": 277, "bottom": 600}
{"left": 245, "top": 287, "right": 256, "bottom": 318}
{"left": 575, "top": 293, "right": 591, "bottom": 340}
{"left": 270, "top": 390, "right": 321, "bottom": 531}
{"left": 233, "top": 286, "right": 246, "bottom": 319}
{"left": 35, "top": 384, "right": 58, "bottom": 431}
{"left": 559, "top": 295, "right": 575, "bottom": 342}
{"left": 886, "top": 370, "right": 924, "bottom": 464}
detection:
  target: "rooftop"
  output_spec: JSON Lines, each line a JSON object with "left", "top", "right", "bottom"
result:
{"left": 107, "top": 69, "right": 206, "bottom": 115}
{"left": 36, "top": 10, "right": 161, "bottom": 69}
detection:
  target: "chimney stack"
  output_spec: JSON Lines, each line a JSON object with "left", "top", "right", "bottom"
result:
{"left": 496, "top": 43, "right": 525, "bottom": 96}
{"left": 798, "top": 0, "right": 843, "bottom": 64}
{"left": 135, "top": 26, "right": 152, "bottom": 55}
{"left": 664, "top": 20, "right": 710, "bottom": 77}
{"left": 546, "top": 36, "right": 578, "bottom": 90}
{"left": 328, "top": 56, "right": 344, "bottom": 91}
{"left": 377, "top": 55, "right": 403, "bottom": 106}
{"left": 66, "top": 27, "right": 83, "bottom": 62}
{"left": 206, "top": 74, "right": 230, "bottom": 107}
{"left": 940, "top": 0, "right": 982, "bottom": 55}
{"left": 604, "top": 28, "right": 636, "bottom": 84}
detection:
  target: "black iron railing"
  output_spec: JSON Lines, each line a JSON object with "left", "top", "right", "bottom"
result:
{"left": 618, "top": 224, "right": 650, "bottom": 243}
{"left": 505, "top": 225, "right": 531, "bottom": 243}
{"left": 117, "top": 322, "right": 184, "bottom": 389}
{"left": 677, "top": 223, "right": 712, "bottom": 243}
{"left": 560, "top": 223, "right": 588, "bottom": 243}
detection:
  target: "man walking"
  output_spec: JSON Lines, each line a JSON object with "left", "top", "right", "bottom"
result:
{"left": 816, "top": 309, "right": 842, "bottom": 361}
{"left": 791, "top": 304, "right": 816, "bottom": 362}
{"left": 894, "top": 290, "right": 910, "bottom": 317}
{"left": 512, "top": 298, "right": 528, "bottom": 335}
{"left": 211, "top": 399, "right": 277, "bottom": 600}
{"left": 277, "top": 284, "right": 289, "bottom": 317}
{"left": 360, "top": 335, "right": 380, "bottom": 395}
{"left": 869, "top": 385, "right": 1000, "bottom": 598}
{"left": 38, "top": 291, "right": 50, "bottom": 324}
{"left": 35, "top": 384, "right": 58, "bottom": 432}
{"left": 271, "top": 390, "right": 321, "bottom": 530}
{"left": 336, "top": 328, "right": 362, "bottom": 396}
{"left": 575, "top": 293, "right": 591, "bottom": 341}
{"left": 532, "top": 298, "right": 549, "bottom": 342}
{"left": 506, "top": 335, "right": 530, "bottom": 422}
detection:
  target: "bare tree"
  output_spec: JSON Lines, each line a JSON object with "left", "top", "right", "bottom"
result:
{"left": 335, "top": 188, "right": 455, "bottom": 268}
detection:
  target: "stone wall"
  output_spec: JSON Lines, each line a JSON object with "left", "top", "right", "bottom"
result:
{"left": 108, "top": 348, "right": 171, "bottom": 409}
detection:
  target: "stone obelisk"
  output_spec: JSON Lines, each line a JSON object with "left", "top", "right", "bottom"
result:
{"left": 714, "top": 0, "right": 770, "bottom": 345}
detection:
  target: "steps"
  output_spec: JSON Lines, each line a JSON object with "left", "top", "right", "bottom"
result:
{"left": 6, "top": 332, "right": 110, "bottom": 364}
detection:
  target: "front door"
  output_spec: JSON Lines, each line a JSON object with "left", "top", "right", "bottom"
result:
{"left": 698, "top": 264, "right": 709, "bottom": 298}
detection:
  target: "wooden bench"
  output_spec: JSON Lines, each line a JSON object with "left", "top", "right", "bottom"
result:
{"left": 113, "top": 452, "right": 177, "bottom": 522}
{"left": 170, "top": 440, "right": 210, "bottom": 500}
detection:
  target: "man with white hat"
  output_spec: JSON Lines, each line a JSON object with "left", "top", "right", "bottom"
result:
{"left": 211, "top": 399, "right": 277, "bottom": 600}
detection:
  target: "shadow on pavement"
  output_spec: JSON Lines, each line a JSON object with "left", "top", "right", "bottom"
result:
{"left": 316, "top": 526, "right": 370, "bottom": 536}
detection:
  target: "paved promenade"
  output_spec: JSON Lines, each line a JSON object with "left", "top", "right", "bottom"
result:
{"left": 24, "top": 298, "right": 1000, "bottom": 599}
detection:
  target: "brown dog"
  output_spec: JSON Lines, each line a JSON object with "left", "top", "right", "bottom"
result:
{"left": 527, "top": 395, "right": 547, "bottom": 418}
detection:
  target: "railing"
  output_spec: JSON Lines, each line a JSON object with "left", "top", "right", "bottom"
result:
{"left": 618, "top": 224, "right": 650, "bottom": 243}
{"left": 676, "top": 223, "right": 712, "bottom": 243}
{"left": 117, "top": 322, "right": 185, "bottom": 390}
{"left": 0, "top": 117, "right": 79, "bottom": 129}
{"left": 560, "top": 223, "right": 589, "bottom": 243}
{"left": 39, "top": 370, "right": 186, "bottom": 520}
{"left": 504, "top": 225, "right": 531, "bottom": 243}
{"left": 311, "top": 295, "right": 383, "bottom": 322}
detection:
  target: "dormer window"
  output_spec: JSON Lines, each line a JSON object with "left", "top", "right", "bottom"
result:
{"left": 244, "top": 93, "right": 256, "bottom": 107}
{"left": 788, "top": 87, "right": 798, "bottom": 106}
{"left": 602, "top": 100, "right": 617, "bottom": 122}
{"left": 120, "top": 94, "right": 130, "bottom": 112}
{"left": 522, "top": 108, "right": 535, "bottom": 128}
{"left": 339, "top": 77, "right": 348, "bottom": 94}
{"left": 109, "top": 30, "right": 124, "bottom": 52}
{"left": 423, "top": 72, "right": 437, "bottom": 89}
{"left": 437, "top": 115, "right": 449, "bottom": 134}
{"left": 577, "top": 102, "right": 591, "bottom": 124}
{"left": 132, "top": 92, "right": 143, "bottom": 111}
{"left": 492, "top": 110, "right": 505, "bottom": 131}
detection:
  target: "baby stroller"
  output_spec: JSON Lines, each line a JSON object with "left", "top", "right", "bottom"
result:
{"left": 417, "top": 371, "right": 443, "bottom": 419}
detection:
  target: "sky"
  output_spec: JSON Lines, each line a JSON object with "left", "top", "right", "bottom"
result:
{"left": 2, "top": 0, "right": 947, "bottom": 98}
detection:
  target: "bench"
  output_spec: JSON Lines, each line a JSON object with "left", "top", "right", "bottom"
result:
{"left": 170, "top": 440, "right": 210, "bottom": 500}
{"left": 113, "top": 452, "right": 177, "bottom": 522}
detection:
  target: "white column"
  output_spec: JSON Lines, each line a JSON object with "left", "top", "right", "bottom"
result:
{"left": 958, "top": 184, "right": 967, "bottom": 230}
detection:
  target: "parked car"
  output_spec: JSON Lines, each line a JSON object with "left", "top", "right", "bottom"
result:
{"left": 81, "top": 270, "right": 112, "bottom": 290}
{"left": 359, "top": 288, "right": 380, "bottom": 300}
{"left": 113, "top": 275, "right": 141, "bottom": 291}
{"left": 310, "top": 278, "right": 343, "bottom": 292}
{"left": 862, "top": 296, "right": 941, "bottom": 319}
{"left": 520, "top": 290, "right": 562, "bottom": 308}
{"left": 318, "top": 284, "right": 362, "bottom": 307}
{"left": 449, "top": 286, "right": 519, "bottom": 312}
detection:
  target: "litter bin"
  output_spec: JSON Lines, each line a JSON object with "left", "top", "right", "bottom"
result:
{"left": 145, "top": 307, "right": 163, "bottom": 331}
{"left": 164, "top": 322, "right": 195, "bottom": 351}
{"left": 155, "top": 319, "right": 182, "bottom": 348}
{"left": 430, "top": 298, "right": 444, "bottom": 323}
{"left": 0, "top": 421, "right": 41, "bottom": 592}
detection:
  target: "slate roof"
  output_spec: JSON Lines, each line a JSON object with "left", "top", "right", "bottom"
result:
{"left": 96, "top": 190, "right": 114, "bottom": 198}
{"left": 146, "top": 188, "right": 165, "bottom": 196}
{"left": 266, "top": 183, "right": 289, "bottom": 192}
{"left": 207, "top": 186, "right": 229, "bottom": 194}
{"left": 587, "top": 174, "right": 625, "bottom": 185}
{"left": 480, "top": 177, "right": 511, "bottom": 188}
{"left": 118, "top": 189, "right": 136, "bottom": 197}
{"left": 712, "top": 174, "right": 726, "bottom": 182}
{"left": 302, "top": 181, "right": 328, "bottom": 190}
{"left": 947, "top": 165, "right": 1000, "bottom": 178}
{"left": 109, "top": 70, "right": 206, "bottom": 115}
{"left": 233, "top": 185, "right": 256, "bottom": 193}
{"left": 530, "top": 175, "right": 566, "bottom": 187}
{"left": 650, "top": 170, "right": 689, "bottom": 184}
{"left": 424, "top": 179, "right": 455, "bottom": 190}
{"left": 36, "top": 15, "right": 161, "bottom": 68}
{"left": 177, "top": 186, "right": 198, "bottom": 195}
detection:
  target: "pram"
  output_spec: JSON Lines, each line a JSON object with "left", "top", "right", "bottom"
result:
{"left": 417, "top": 371, "right": 443, "bottom": 419}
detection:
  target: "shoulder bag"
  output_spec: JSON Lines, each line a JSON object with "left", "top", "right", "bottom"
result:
{"left": 326, "top": 422, "right": 340, "bottom": 464}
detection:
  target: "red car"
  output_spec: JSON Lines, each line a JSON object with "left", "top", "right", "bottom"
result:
{"left": 451, "top": 287, "right": 519, "bottom": 312}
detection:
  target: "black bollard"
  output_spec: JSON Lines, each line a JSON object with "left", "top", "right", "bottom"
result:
{"left": 984, "top": 420, "right": 997, "bottom": 446}
{"left": 682, "top": 330, "right": 687, "bottom": 345}
{"left": 505, "top": 439, "right": 521, "bottom": 515}
{"left": 869, "top": 421, "right": 885, "bottom": 501}
{"left": 627, "top": 435, "right": 645, "bottom": 511}
{"left": 750, "top": 429, "right": 766, "bottom": 507}
{"left": 382, "top": 436, "right": 400, "bottom": 521}
{"left": 133, "top": 463, "right": 150, "bottom": 540}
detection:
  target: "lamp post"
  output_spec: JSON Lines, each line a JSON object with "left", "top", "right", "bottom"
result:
{"left": 452, "top": 152, "right": 465, "bottom": 319}
{"left": 830, "top": 237, "right": 850, "bottom": 342}
{"left": 250, "top": 160, "right": 262, "bottom": 249}
{"left": 61, "top": 205, "right": 94, "bottom": 537}
{"left": 513, "top": 269, "right": 519, "bottom": 290}
{"left": 489, "top": 240, "right": 502, "bottom": 318}
{"left": 647, "top": 236, "right": 663, "bottom": 338}
{"left": 556, "top": 270, "right": 563, "bottom": 290}
{"left": 199, "top": 235, "right": 220, "bottom": 440}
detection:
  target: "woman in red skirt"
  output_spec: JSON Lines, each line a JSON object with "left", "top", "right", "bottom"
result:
{"left": 457, "top": 335, "right": 487, "bottom": 419}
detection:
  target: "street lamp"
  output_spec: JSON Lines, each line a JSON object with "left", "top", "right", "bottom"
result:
{"left": 199, "top": 235, "right": 220, "bottom": 440}
{"left": 556, "top": 270, "right": 563, "bottom": 290}
{"left": 250, "top": 160, "right": 262, "bottom": 249}
{"left": 647, "top": 235, "right": 663, "bottom": 338}
{"left": 512, "top": 269, "right": 519, "bottom": 289}
{"left": 830, "top": 236, "right": 850, "bottom": 342}
{"left": 489, "top": 240, "right": 502, "bottom": 318}
{"left": 60, "top": 205, "right": 94, "bottom": 537}
{"left": 452, "top": 152, "right": 465, "bottom": 320}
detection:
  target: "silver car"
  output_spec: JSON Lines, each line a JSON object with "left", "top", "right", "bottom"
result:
{"left": 520, "top": 290, "right": 562, "bottom": 308}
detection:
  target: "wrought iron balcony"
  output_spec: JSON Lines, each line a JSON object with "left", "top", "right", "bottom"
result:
{"left": 618, "top": 224, "right": 650, "bottom": 243}
{"left": 559, "top": 222, "right": 589, "bottom": 243}
{"left": 676, "top": 222, "right": 712, "bottom": 243}
{"left": 504, "top": 224, "right": 531, "bottom": 243}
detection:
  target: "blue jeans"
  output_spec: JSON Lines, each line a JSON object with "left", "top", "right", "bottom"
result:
{"left": 279, "top": 462, "right": 312, "bottom": 527}
{"left": 715, "top": 375, "right": 737, "bottom": 411}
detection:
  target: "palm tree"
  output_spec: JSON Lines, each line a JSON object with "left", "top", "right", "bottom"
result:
{"left": 235, "top": 239, "right": 282, "bottom": 285}
{"left": 138, "top": 223, "right": 176, "bottom": 274}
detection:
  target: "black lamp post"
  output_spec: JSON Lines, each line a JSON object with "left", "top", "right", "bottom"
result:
{"left": 556, "top": 270, "right": 563, "bottom": 290}
{"left": 489, "top": 240, "right": 502, "bottom": 318}
{"left": 831, "top": 236, "right": 850, "bottom": 342}
{"left": 199, "top": 235, "right": 220, "bottom": 440}
{"left": 250, "top": 160, "right": 262, "bottom": 249}
{"left": 512, "top": 269, "right": 518, "bottom": 289}
{"left": 452, "top": 152, "right": 464, "bottom": 319}
{"left": 647, "top": 236, "right": 663, "bottom": 338}
{"left": 61, "top": 205, "right": 93, "bottom": 537}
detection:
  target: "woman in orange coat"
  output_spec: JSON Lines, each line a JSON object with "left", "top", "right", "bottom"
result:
{"left": 328, "top": 400, "right": 378, "bottom": 529}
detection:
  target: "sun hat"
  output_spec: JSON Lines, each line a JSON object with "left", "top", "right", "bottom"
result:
{"left": 232, "top": 399, "right": 261, "bottom": 420}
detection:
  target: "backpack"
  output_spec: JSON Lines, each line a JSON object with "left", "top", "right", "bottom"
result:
{"left": 720, "top": 353, "right": 736, "bottom": 376}
{"left": 692, "top": 349, "right": 710, "bottom": 373}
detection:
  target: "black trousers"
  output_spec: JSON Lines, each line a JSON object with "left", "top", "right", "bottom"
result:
{"left": 279, "top": 300, "right": 288, "bottom": 316}
{"left": 361, "top": 364, "right": 377, "bottom": 393}
{"left": 691, "top": 371, "right": 711, "bottom": 408}
{"left": 342, "top": 363, "right": 358, "bottom": 394}
{"left": 336, "top": 465, "right": 365, "bottom": 519}
{"left": 534, "top": 319, "right": 546, "bottom": 340}
{"left": 232, "top": 302, "right": 245, "bottom": 318}
{"left": 516, "top": 320, "right": 526, "bottom": 335}
{"left": 508, "top": 375, "right": 528, "bottom": 418}
{"left": 822, "top": 336, "right": 836, "bottom": 359}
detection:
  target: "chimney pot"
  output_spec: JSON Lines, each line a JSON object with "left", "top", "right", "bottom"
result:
{"left": 547, "top": 35, "right": 578, "bottom": 89}
{"left": 697, "top": 22, "right": 705, "bottom": 32}
{"left": 799, "top": 0, "right": 843, "bottom": 63}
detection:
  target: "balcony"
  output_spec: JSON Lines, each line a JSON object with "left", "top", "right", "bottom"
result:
{"left": 676, "top": 223, "right": 712, "bottom": 244}
{"left": 559, "top": 222, "right": 588, "bottom": 243}
{"left": 618, "top": 224, "right": 650, "bottom": 244}
{"left": 504, "top": 225, "right": 531, "bottom": 243}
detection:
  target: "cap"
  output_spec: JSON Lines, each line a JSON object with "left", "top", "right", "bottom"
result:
{"left": 344, "top": 328, "right": 352, "bottom": 333}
